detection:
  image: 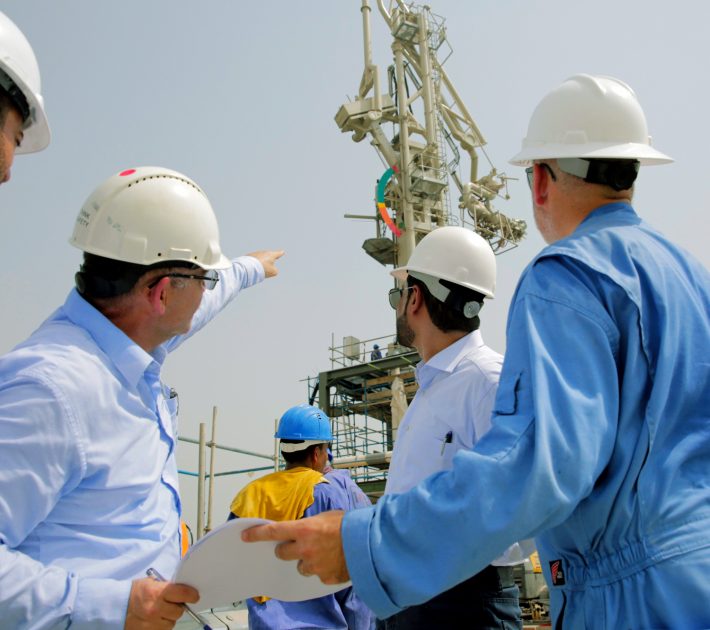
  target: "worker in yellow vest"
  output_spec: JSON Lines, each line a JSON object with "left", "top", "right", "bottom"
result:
{"left": 229, "top": 404, "right": 373, "bottom": 630}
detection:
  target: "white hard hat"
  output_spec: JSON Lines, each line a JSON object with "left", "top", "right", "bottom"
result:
{"left": 69, "top": 167, "right": 230, "bottom": 270}
{"left": 392, "top": 226, "right": 496, "bottom": 299}
{"left": 509, "top": 74, "right": 672, "bottom": 166}
{"left": 0, "top": 11, "right": 50, "bottom": 153}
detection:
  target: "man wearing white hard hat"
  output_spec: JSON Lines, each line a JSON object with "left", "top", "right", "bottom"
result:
{"left": 244, "top": 75, "right": 710, "bottom": 628}
{"left": 376, "top": 226, "right": 529, "bottom": 629}
{"left": 0, "top": 11, "right": 50, "bottom": 184}
{"left": 0, "top": 167, "right": 283, "bottom": 629}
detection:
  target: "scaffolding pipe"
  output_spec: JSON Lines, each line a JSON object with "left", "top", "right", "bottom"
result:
{"left": 205, "top": 406, "right": 217, "bottom": 534}
{"left": 333, "top": 451, "right": 393, "bottom": 469}
{"left": 178, "top": 465, "right": 275, "bottom": 478}
{"left": 274, "top": 418, "right": 280, "bottom": 472}
{"left": 178, "top": 436, "right": 275, "bottom": 463}
{"left": 196, "top": 422, "right": 206, "bottom": 540}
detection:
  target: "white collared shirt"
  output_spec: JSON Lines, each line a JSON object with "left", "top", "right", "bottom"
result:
{"left": 385, "top": 330, "right": 531, "bottom": 565}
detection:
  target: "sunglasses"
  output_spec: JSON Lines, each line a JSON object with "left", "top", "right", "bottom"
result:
{"left": 388, "top": 286, "right": 414, "bottom": 309}
{"left": 148, "top": 269, "right": 219, "bottom": 291}
{"left": 525, "top": 162, "right": 557, "bottom": 189}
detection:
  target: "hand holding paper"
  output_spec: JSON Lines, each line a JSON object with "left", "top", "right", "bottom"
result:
{"left": 173, "top": 517, "right": 350, "bottom": 611}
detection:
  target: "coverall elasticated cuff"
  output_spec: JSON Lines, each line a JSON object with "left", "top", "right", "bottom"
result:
{"left": 342, "top": 507, "right": 400, "bottom": 619}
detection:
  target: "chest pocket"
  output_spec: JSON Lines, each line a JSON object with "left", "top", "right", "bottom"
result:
{"left": 487, "top": 370, "right": 534, "bottom": 456}
{"left": 493, "top": 370, "right": 522, "bottom": 415}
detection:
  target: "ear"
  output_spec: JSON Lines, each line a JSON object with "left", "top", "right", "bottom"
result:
{"left": 533, "top": 163, "right": 551, "bottom": 206}
{"left": 408, "top": 284, "right": 425, "bottom": 315}
{"left": 146, "top": 277, "right": 170, "bottom": 316}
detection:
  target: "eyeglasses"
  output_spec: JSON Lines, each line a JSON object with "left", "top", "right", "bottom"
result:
{"left": 525, "top": 162, "right": 557, "bottom": 189}
{"left": 388, "top": 286, "right": 414, "bottom": 309}
{"left": 148, "top": 269, "right": 219, "bottom": 291}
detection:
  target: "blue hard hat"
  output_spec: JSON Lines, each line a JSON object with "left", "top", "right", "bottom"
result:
{"left": 275, "top": 404, "right": 332, "bottom": 441}
{"left": 373, "top": 344, "right": 380, "bottom": 349}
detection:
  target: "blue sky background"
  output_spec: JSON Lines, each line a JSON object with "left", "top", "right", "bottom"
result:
{"left": 2, "top": 1, "right": 707, "bottom": 530}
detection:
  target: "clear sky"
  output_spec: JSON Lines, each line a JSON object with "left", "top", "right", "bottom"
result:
{"left": 2, "top": 1, "right": 708, "bottom": 532}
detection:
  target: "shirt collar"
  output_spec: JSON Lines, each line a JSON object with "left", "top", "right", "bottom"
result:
{"left": 416, "top": 330, "right": 484, "bottom": 389}
{"left": 573, "top": 201, "right": 640, "bottom": 235}
{"left": 62, "top": 289, "right": 158, "bottom": 389}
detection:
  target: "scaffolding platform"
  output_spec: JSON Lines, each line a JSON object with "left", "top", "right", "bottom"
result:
{"left": 310, "top": 347, "right": 420, "bottom": 500}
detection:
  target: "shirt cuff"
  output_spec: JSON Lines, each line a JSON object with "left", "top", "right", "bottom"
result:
{"left": 237, "top": 255, "right": 266, "bottom": 285}
{"left": 342, "top": 507, "right": 400, "bottom": 619}
{"left": 73, "top": 577, "right": 132, "bottom": 629}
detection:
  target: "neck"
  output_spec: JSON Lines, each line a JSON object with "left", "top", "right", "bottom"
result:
{"left": 415, "top": 328, "right": 468, "bottom": 362}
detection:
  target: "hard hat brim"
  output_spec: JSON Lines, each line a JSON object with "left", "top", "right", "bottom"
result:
{"left": 391, "top": 265, "right": 495, "bottom": 299}
{"left": 509, "top": 142, "right": 673, "bottom": 167}
{"left": 4, "top": 66, "right": 50, "bottom": 154}
{"left": 197, "top": 253, "right": 232, "bottom": 271}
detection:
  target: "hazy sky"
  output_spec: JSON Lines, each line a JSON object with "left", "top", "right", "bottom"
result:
{"left": 2, "top": 1, "right": 708, "bottom": 531}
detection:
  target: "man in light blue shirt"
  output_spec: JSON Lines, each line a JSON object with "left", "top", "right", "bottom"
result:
{"left": 244, "top": 75, "right": 710, "bottom": 628}
{"left": 0, "top": 166, "right": 283, "bottom": 629}
{"left": 378, "top": 226, "right": 526, "bottom": 629}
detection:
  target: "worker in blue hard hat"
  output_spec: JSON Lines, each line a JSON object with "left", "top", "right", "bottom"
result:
{"left": 228, "top": 404, "right": 374, "bottom": 630}
{"left": 370, "top": 343, "right": 383, "bottom": 361}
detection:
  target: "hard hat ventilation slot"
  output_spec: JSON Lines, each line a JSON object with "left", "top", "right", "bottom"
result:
{"left": 123, "top": 174, "right": 201, "bottom": 192}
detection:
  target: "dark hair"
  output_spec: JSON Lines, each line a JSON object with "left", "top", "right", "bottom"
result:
{"left": 75, "top": 253, "right": 197, "bottom": 300}
{"left": 407, "top": 275, "right": 484, "bottom": 334}
{"left": 0, "top": 69, "right": 29, "bottom": 124}
{"left": 280, "top": 442, "right": 323, "bottom": 465}
{"left": 0, "top": 90, "right": 18, "bottom": 128}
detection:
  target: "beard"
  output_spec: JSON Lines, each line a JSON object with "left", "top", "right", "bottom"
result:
{"left": 396, "top": 312, "right": 415, "bottom": 348}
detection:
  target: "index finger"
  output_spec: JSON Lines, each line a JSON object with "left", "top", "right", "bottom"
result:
{"left": 242, "top": 520, "right": 298, "bottom": 543}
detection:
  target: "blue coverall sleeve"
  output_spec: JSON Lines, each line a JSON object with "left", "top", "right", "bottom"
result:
{"left": 305, "top": 481, "right": 350, "bottom": 517}
{"left": 342, "top": 258, "right": 621, "bottom": 618}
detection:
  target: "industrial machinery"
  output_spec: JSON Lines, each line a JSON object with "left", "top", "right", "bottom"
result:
{"left": 335, "top": 0, "right": 526, "bottom": 267}
{"left": 309, "top": 4, "right": 546, "bottom": 618}
{"left": 311, "top": 0, "right": 527, "bottom": 497}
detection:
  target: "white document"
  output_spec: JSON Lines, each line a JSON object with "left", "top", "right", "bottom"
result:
{"left": 172, "top": 517, "right": 352, "bottom": 611}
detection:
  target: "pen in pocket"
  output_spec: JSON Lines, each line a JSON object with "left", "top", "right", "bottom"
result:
{"left": 440, "top": 430, "right": 453, "bottom": 455}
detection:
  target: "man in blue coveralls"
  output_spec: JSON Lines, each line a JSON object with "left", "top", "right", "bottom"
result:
{"left": 244, "top": 74, "right": 710, "bottom": 628}
{"left": 229, "top": 404, "right": 374, "bottom": 630}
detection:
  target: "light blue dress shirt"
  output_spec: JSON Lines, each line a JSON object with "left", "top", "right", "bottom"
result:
{"left": 0, "top": 256, "right": 264, "bottom": 629}
{"left": 342, "top": 203, "right": 710, "bottom": 628}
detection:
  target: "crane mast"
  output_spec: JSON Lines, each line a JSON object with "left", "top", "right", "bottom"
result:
{"left": 312, "top": 1, "right": 528, "bottom": 503}
{"left": 335, "top": 0, "right": 526, "bottom": 273}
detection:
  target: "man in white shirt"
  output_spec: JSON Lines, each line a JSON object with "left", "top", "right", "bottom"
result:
{"left": 378, "top": 226, "right": 526, "bottom": 629}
